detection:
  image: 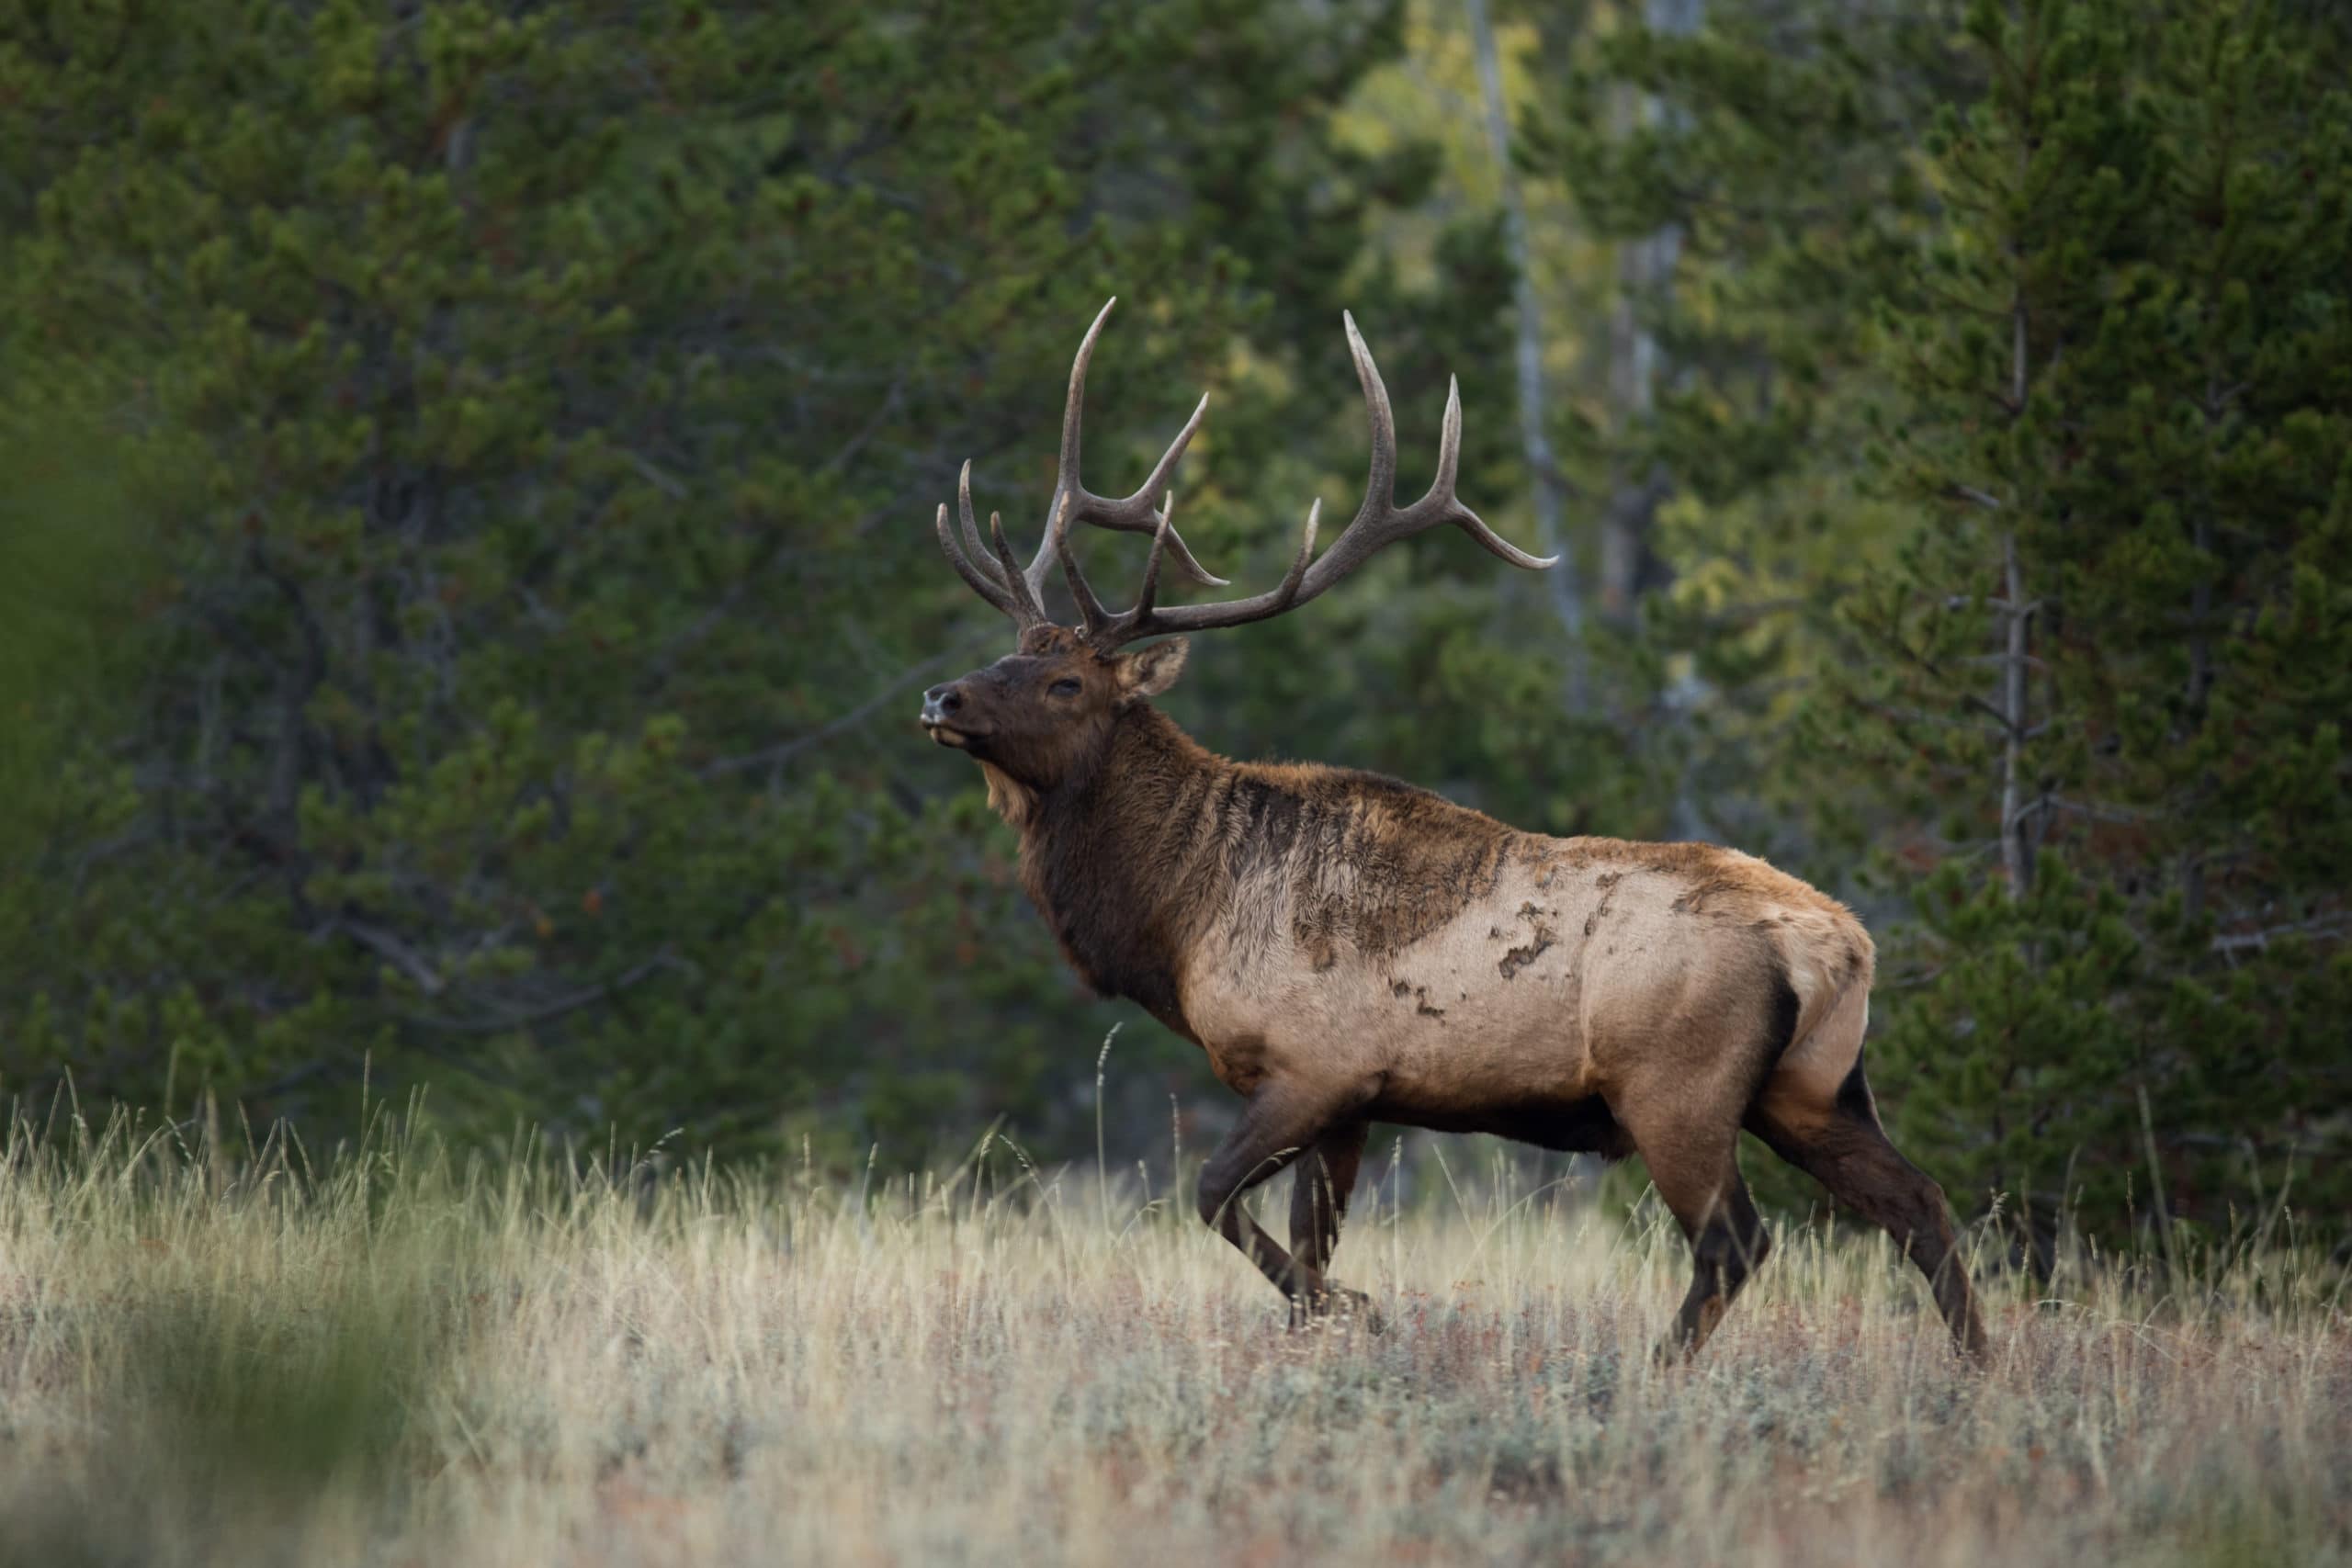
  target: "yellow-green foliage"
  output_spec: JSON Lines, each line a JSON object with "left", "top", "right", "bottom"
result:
{"left": 0, "top": 1111, "right": 2344, "bottom": 1566}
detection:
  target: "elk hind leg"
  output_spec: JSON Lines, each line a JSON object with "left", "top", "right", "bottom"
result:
{"left": 1750, "top": 1057, "right": 1989, "bottom": 1360}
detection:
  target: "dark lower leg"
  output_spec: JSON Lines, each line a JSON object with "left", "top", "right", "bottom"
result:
{"left": 1198, "top": 1086, "right": 1362, "bottom": 1309}
{"left": 1667, "top": 1178, "right": 1771, "bottom": 1356}
{"left": 1286, "top": 1121, "right": 1374, "bottom": 1324}
{"left": 1288, "top": 1121, "right": 1367, "bottom": 1277}
{"left": 1750, "top": 1107, "right": 1987, "bottom": 1359}
{"left": 1875, "top": 1179, "right": 1986, "bottom": 1358}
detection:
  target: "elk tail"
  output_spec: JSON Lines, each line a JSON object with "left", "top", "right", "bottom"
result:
{"left": 1763, "top": 904, "right": 1877, "bottom": 1089}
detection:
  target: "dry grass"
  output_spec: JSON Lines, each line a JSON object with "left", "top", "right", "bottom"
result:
{"left": 0, "top": 1111, "right": 2345, "bottom": 1568}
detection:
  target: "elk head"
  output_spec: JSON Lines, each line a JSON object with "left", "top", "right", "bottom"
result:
{"left": 920, "top": 298, "right": 1554, "bottom": 814}
{"left": 919, "top": 624, "right": 1191, "bottom": 818}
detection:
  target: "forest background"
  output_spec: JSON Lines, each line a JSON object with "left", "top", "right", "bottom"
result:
{"left": 3, "top": 0, "right": 2346, "bottom": 1250}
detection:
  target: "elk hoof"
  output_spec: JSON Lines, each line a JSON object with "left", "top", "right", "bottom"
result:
{"left": 1292, "top": 1283, "right": 1385, "bottom": 1335}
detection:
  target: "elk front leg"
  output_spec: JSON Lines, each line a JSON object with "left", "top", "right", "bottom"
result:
{"left": 1288, "top": 1120, "right": 1379, "bottom": 1328}
{"left": 1197, "top": 1081, "right": 1370, "bottom": 1325}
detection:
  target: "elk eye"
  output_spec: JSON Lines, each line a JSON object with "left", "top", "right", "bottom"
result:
{"left": 1048, "top": 677, "right": 1082, "bottom": 697}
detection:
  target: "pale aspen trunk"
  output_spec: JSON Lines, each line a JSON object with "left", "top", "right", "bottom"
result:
{"left": 1599, "top": 0, "right": 1708, "bottom": 841}
{"left": 1600, "top": 0, "right": 1702, "bottom": 623}
{"left": 1465, "top": 0, "right": 1586, "bottom": 707}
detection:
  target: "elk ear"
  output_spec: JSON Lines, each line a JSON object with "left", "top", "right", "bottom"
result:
{"left": 1113, "top": 637, "right": 1190, "bottom": 704}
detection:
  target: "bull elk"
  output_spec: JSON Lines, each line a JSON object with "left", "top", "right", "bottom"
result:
{"left": 919, "top": 300, "right": 1986, "bottom": 1360}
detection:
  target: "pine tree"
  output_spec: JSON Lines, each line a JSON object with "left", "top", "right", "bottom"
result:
{"left": 1819, "top": 0, "right": 2352, "bottom": 1243}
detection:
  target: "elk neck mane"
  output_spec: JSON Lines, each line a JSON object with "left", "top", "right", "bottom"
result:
{"left": 981, "top": 705, "right": 1218, "bottom": 1034}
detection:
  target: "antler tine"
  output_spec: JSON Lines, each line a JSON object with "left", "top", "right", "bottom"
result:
{"left": 957, "top": 461, "right": 1005, "bottom": 588}
{"left": 1425, "top": 373, "right": 1555, "bottom": 570}
{"left": 1048, "top": 492, "right": 1117, "bottom": 642}
{"left": 1270, "top": 496, "right": 1319, "bottom": 610}
{"left": 1128, "top": 492, "right": 1175, "bottom": 624}
{"left": 1055, "top": 297, "right": 1118, "bottom": 502}
{"left": 936, "top": 502, "right": 1022, "bottom": 617}
{"left": 1434, "top": 375, "right": 1463, "bottom": 497}
{"left": 1057, "top": 542, "right": 1116, "bottom": 641}
{"left": 986, "top": 509, "right": 1049, "bottom": 629}
{"left": 1342, "top": 310, "right": 1400, "bottom": 518}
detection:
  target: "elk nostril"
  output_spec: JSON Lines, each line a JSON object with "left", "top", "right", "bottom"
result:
{"left": 940, "top": 689, "right": 965, "bottom": 711}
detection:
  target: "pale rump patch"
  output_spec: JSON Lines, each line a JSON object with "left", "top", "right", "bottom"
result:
{"left": 1756, "top": 980, "right": 1871, "bottom": 1134}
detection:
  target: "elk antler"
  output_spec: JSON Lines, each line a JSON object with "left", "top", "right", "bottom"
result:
{"left": 935, "top": 303, "right": 1555, "bottom": 646}
{"left": 934, "top": 298, "right": 1227, "bottom": 635}
{"left": 1052, "top": 310, "right": 1555, "bottom": 650}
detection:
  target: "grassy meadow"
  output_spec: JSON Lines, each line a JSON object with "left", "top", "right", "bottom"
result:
{"left": 0, "top": 1106, "right": 2344, "bottom": 1568}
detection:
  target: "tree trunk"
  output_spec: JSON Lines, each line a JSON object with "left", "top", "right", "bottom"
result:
{"left": 1600, "top": 0, "right": 1702, "bottom": 623}
{"left": 1465, "top": 0, "right": 1584, "bottom": 706}
{"left": 1999, "top": 299, "right": 2037, "bottom": 897}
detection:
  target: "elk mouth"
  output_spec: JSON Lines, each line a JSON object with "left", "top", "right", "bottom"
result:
{"left": 922, "top": 718, "right": 988, "bottom": 750}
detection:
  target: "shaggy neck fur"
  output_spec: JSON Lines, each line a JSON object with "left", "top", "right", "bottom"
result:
{"left": 977, "top": 761, "right": 1041, "bottom": 830}
{"left": 995, "top": 705, "right": 1229, "bottom": 1038}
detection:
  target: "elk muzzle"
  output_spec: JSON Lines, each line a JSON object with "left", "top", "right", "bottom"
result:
{"left": 921, "top": 682, "right": 981, "bottom": 748}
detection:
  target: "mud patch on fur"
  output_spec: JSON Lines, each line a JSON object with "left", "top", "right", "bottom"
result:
{"left": 1584, "top": 875, "right": 1620, "bottom": 937}
{"left": 1388, "top": 977, "right": 1448, "bottom": 1019}
{"left": 1498, "top": 902, "right": 1558, "bottom": 981}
